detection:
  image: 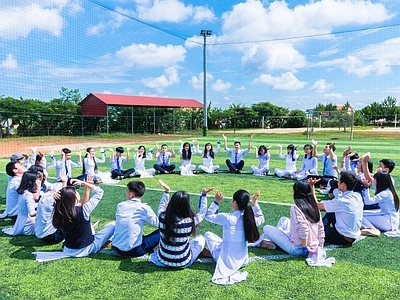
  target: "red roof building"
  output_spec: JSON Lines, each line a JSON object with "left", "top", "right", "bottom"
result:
{"left": 80, "top": 93, "right": 203, "bottom": 117}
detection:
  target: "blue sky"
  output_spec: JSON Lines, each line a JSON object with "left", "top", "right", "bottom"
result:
{"left": 1, "top": 0, "right": 400, "bottom": 110}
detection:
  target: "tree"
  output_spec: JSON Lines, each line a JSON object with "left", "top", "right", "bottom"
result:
{"left": 286, "top": 109, "right": 307, "bottom": 128}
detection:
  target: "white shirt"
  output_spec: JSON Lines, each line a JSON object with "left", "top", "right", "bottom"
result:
{"left": 226, "top": 148, "right": 250, "bottom": 163}
{"left": 133, "top": 152, "right": 152, "bottom": 172}
{"left": 113, "top": 198, "right": 159, "bottom": 251}
{"left": 322, "top": 190, "right": 363, "bottom": 239}
{"left": 5, "top": 176, "right": 22, "bottom": 217}
{"left": 84, "top": 153, "right": 105, "bottom": 176}
{"left": 56, "top": 159, "right": 82, "bottom": 181}
{"left": 35, "top": 192, "right": 57, "bottom": 239}
{"left": 278, "top": 153, "right": 299, "bottom": 172}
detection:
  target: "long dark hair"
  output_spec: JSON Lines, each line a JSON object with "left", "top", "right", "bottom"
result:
{"left": 138, "top": 145, "right": 147, "bottom": 158}
{"left": 287, "top": 144, "right": 297, "bottom": 162}
{"left": 203, "top": 143, "right": 214, "bottom": 159}
{"left": 161, "top": 191, "right": 197, "bottom": 242}
{"left": 181, "top": 142, "right": 192, "bottom": 160}
{"left": 303, "top": 144, "right": 313, "bottom": 159}
{"left": 52, "top": 186, "right": 78, "bottom": 228}
{"left": 374, "top": 172, "right": 399, "bottom": 211}
{"left": 83, "top": 147, "right": 98, "bottom": 175}
{"left": 293, "top": 181, "right": 321, "bottom": 223}
{"left": 258, "top": 145, "right": 268, "bottom": 156}
{"left": 17, "top": 170, "right": 43, "bottom": 195}
{"left": 233, "top": 189, "right": 260, "bottom": 243}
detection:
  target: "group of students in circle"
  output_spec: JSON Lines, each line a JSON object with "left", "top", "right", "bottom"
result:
{"left": 1, "top": 136, "right": 399, "bottom": 284}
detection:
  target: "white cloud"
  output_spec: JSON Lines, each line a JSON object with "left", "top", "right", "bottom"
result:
{"left": 310, "top": 79, "right": 333, "bottom": 93}
{"left": 236, "top": 85, "right": 246, "bottom": 91}
{"left": 211, "top": 79, "right": 232, "bottom": 93}
{"left": 341, "top": 55, "right": 391, "bottom": 77}
{"left": 1, "top": 53, "right": 18, "bottom": 70}
{"left": 141, "top": 67, "right": 180, "bottom": 93}
{"left": 116, "top": 43, "right": 186, "bottom": 68}
{"left": 215, "top": 0, "right": 393, "bottom": 71}
{"left": 188, "top": 72, "right": 214, "bottom": 90}
{"left": 254, "top": 72, "right": 307, "bottom": 91}
{"left": 133, "top": 0, "right": 215, "bottom": 23}
{"left": 323, "top": 93, "right": 344, "bottom": 100}
{"left": 0, "top": 1, "right": 82, "bottom": 39}
{"left": 102, "top": 90, "right": 112, "bottom": 94}
{"left": 87, "top": 14, "right": 124, "bottom": 36}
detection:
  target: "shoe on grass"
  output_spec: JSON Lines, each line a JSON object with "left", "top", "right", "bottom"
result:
{"left": 361, "top": 228, "right": 381, "bottom": 237}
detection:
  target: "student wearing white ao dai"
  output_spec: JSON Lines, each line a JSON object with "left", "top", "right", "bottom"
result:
{"left": 204, "top": 189, "right": 264, "bottom": 285}
{"left": 274, "top": 144, "right": 299, "bottom": 178}
{"left": 197, "top": 141, "right": 220, "bottom": 174}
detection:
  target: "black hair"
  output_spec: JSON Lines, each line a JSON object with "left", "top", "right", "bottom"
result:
{"left": 258, "top": 145, "right": 268, "bottom": 156}
{"left": 161, "top": 191, "right": 197, "bottom": 242}
{"left": 233, "top": 189, "right": 260, "bottom": 243}
{"left": 374, "top": 172, "right": 399, "bottom": 211}
{"left": 380, "top": 159, "right": 395, "bottom": 173}
{"left": 6, "top": 161, "right": 18, "bottom": 177}
{"left": 17, "top": 170, "right": 43, "bottom": 194}
{"left": 293, "top": 181, "right": 321, "bottom": 223}
{"left": 181, "top": 142, "right": 192, "bottom": 160}
{"left": 326, "top": 142, "right": 336, "bottom": 152}
{"left": 116, "top": 146, "right": 124, "bottom": 153}
{"left": 127, "top": 180, "right": 146, "bottom": 198}
{"left": 83, "top": 147, "right": 98, "bottom": 175}
{"left": 339, "top": 171, "right": 358, "bottom": 191}
{"left": 234, "top": 141, "right": 241, "bottom": 146}
{"left": 161, "top": 144, "right": 168, "bottom": 148}
{"left": 61, "top": 148, "right": 71, "bottom": 154}
{"left": 287, "top": 144, "right": 297, "bottom": 162}
{"left": 303, "top": 144, "right": 313, "bottom": 159}
{"left": 203, "top": 143, "right": 215, "bottom": 159}
{"left": 52, "top": 186, "right": 78, "bottom": 228}
{"left": 138, "top": 145, "right": 147, "bottom": 158}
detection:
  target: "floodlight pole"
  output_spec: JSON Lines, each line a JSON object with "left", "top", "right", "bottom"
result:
{"left": 200, "top": 29, "right": 212, "bottom": 136}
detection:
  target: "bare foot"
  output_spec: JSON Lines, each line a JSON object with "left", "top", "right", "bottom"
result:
{"left": 200, "top": 248, "right": 213, "bottom": 258}
{"left": 260, "top": 241, "right": 276, "bottom": 250}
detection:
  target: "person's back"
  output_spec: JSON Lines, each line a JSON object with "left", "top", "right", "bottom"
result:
{"left": 35, "top": 192, "right": 58, "bottom": 239}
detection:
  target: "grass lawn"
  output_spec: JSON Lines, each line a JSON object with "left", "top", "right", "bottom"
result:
{"left": 0, "top": 133, "right": 400, "bottom": 299}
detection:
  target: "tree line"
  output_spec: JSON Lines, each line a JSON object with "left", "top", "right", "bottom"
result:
{"left": 0, "top": 88, "right": 398, "bottom": 137}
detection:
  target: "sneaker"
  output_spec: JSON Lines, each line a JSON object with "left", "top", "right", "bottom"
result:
{"left": 361, "top": 228, "right": 381, "bottom": 237}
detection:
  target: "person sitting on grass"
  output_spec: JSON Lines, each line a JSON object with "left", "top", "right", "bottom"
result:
{"left": 261, "top": 180, "right": 325, "bottom": 256}
{"left": 178, "top": 140, "right": 196, "bottom": 175}
{"left": 223, "top": 134, "right": 253, "bottom": 173}
{"left": 250, "top": 145, "right": 271, "bottom": 176}
{"left": 112, "top": 180, "right": 160, "bottom": 257}
{"left": 148, "top": 180, "right": 213, "bottom": 268}
{"left": 274, "top": 144, "right": 299, "bottom": 179}
{"left": 109, "top": 146, "right": 135, "bottom": 180}
{"left": 196, "top": 140, "right": 221, "bottom": 174}
{"left": 0, "top": 161, "right": 26, "bottom": 222}
{"left": 52, "top": 180, "right": 115, "bottom": 257}
{"left": 56, "top": 148, "right": 86, "bottom": 184}
{"left": 2, "top": 169, "right": 43, "bottom": 236}
{"left": 202, "top": 189, "right": 264, "bottom": 285}
{"left": 294, "top": 144, "right": 318, "bottom": 181}
{"left": 309, "top": 171, "right": 363, "bottom": 246}
{"left": 310, "top": 140, "right": 338, "bottom": 189}
{"left": 359, "top": 171, "right": 399, "bottom": 237}
{"left": 153, "top": 143, "right": 176, "bottom": 174}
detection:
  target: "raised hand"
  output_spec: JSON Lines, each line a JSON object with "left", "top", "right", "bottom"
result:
{"left": 214, "top": 190, "right": 224, "bottom": 203}
{"left": 252, "top": 190, "right": 260, "bottom": 205}
{"left": 158, "top": 179, "right": 170, "bottom": 193}
{"left": 201, "top": 187, "right": 214, "bottom": 195}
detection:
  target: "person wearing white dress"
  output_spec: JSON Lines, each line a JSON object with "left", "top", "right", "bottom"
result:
{"left": 178, "top": 140, "right": 196, "bottom": 175}
{"left": 250, "top": 145, "right": 271, "bottom": 176}
{"left": 204, "top": 189, "right": 264, "bottom": 285}
{"left": 83, "top": 147, "right": 108, "bottom": 183}
{"left": 294, "top": 144, "right": 318, "bottom": 181}
{"left": 360, "top": 171, "right": 399, "bottom": 236}
{"left": 2, "top": 170, "right": 43, "bottom": 236}
{"left": 274, "top": 144, "right": 299, "bottom": 178}
{"left": 196, "top": 141, "right": 220, "bottom": 174}
{"left": 133, "top": 145, "right": 155, "bottom": 177}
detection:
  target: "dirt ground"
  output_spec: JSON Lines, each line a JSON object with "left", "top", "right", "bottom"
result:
{"left": 1, "top": 127, "right": 398, "bottom": 159}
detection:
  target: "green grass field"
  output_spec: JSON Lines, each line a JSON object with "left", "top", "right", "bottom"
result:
{"left": 1, "top": 133, "right": 400, "bottom": 299}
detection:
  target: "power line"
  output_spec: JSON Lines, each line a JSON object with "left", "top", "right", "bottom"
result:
{"left": 87, "top": 0, "right": 202, "bottom": 45}
{"left": 209, "top": 23, "right": 400, "bottom": 46}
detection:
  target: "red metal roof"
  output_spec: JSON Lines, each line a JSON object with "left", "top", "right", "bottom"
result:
{"left": 81, "top": 93, "right": 203, "bottom": 108}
